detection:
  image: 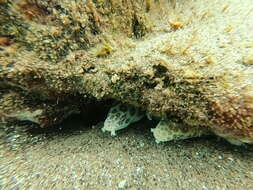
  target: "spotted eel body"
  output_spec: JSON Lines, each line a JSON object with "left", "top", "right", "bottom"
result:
{"left": 102, "top": 103, "right": 144, "bottom": 136}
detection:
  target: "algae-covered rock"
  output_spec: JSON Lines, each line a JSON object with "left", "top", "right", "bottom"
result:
{"left": 1, "top": 0, "right": 253, "bottom": 145}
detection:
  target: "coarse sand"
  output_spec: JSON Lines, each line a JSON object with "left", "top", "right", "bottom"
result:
{"left": 1, "top": 115, "right": 253, "bottom": 190}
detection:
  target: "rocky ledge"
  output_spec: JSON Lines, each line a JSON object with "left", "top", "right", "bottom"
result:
{"left": 1, "top": 0, "right": 253, "bottom": 145}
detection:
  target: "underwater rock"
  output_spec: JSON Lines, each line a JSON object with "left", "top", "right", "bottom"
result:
{"left": 1, "top": 0, "right": 253, "bottom": 145}
{"left": 0, "top": 90, "right": 80, "bottom": 126}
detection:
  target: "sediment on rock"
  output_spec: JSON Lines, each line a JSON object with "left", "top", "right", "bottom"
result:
{"left": 1, "top": 0, "right": 253, "bottom": 144}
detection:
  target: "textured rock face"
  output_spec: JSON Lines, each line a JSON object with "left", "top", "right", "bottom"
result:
{"left": 1, "top": 0, "right": 253, "bottom": 145}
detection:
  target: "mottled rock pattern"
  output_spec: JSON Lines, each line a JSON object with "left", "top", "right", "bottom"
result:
{"left": 1, "top": 0, "right": 253, "bottom": 144}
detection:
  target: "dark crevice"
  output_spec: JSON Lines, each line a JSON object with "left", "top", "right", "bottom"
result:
{"left": 153, "top": 64, "right": 168, "bottom": 77}
{"left": 132, "top": 15, "right": 147, "bottom": 39}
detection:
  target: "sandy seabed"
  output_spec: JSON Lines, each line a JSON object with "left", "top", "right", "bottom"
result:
{"left": 1, "top": 115, "right": 253, "bottom": 190}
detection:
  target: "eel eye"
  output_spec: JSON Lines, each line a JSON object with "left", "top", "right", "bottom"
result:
{"left": 128, "top": 107, "right": 136, "bottom": 116}
{"left": 119, "top": 104, "right": 127, "bottom": 112}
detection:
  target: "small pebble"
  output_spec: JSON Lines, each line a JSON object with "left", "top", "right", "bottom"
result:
{"left": 118, "top": 180, "right": 127, "bottom": 189}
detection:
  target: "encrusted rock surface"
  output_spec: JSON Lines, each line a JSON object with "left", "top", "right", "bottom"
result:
{"left": 1, "top": 0, "right": 253, "bottom": 144}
